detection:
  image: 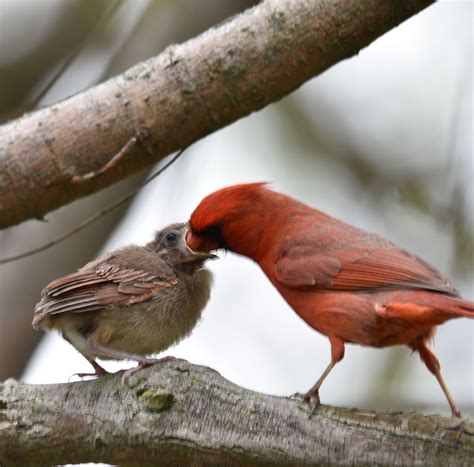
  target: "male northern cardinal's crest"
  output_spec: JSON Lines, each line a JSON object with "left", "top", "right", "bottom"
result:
{"left": 186, "top": 182, "right": 473, "bottom": 417}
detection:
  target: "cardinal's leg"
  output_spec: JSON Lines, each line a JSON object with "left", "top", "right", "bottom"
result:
{"left": 87, "top": 334, "right": 176, "bottom": 383}
{"left": 411, "top": 340, "right": 461, "bottom": 418}
{"left": 304, "top": 335, "right": 345, "bottom": 412}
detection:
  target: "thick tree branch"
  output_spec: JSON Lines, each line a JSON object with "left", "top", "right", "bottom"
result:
{"left": 0, "top": 360, "right": 472, "bottom": 466}
{"left": 0, "top": 0, "right": 434, "bottom": 229}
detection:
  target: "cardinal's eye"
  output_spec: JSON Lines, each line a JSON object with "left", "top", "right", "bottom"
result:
{"left": 200, "top": 225, "right": 226, "bottom": 249}
{"left": 162, "top": 231, "right": 178, "bottom": 247}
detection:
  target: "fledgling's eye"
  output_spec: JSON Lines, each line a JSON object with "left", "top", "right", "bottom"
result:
{"left": 162, "top": 231, "right": 179, "bottom": 247}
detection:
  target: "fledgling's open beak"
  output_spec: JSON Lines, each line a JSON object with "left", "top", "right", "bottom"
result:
{"left": 182, "top": 249, "right": 218, "bottom": 263}
{"left": 181, "top": 247, "right": 218, "bottom": 264}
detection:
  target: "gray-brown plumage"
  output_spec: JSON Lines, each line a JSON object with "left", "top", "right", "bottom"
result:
{"left": 33, "top": 223, "right": 215, "bottom": 381}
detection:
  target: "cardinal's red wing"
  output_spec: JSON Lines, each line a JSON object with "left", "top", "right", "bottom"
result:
{"left": 274, "top": 245, "right": 458, "bottom": 295}
{"left": 34, "top": 262, "right": 178, "bottom": 321}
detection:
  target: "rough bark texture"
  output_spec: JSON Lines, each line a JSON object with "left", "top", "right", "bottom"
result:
{"left": 0, "top": 0, "right": 434, "bottom": 229}
{"left": 0, "top": 359, "right": 472, "bottom": 466}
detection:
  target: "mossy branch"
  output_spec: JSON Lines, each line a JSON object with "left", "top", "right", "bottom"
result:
{"left": 0, "top": 359, "right": 472, "bottom": 466}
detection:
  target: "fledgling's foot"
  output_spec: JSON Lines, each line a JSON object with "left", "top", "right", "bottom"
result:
{"left": 121, "top": 356, "right": 177, "bottom": 384}
{"left": 68, "top": 360, "right": 111, "bottom": 382}
{"left": 68, "top": 370, "right": 112, "bottom": 382}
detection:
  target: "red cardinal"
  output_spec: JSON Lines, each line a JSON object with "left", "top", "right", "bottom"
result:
{"left": 186, "top": 182, "right": 473, "bottom": 417}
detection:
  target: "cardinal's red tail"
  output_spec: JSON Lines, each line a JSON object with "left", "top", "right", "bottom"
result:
{"left": 382, "top": 293, "right": 474, "bottom": 327}
{"left": 440, "top": 296, "right": 474, "bottom": 318}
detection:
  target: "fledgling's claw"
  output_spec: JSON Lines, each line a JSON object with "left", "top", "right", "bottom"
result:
{"left": 68, "top": 370, "right": 110, "bottom": 382}
{"left": 68, "top": 359, "right": 111, "bottom": 382}
{"left": 121, "top": 356, "right": 177, "bottom": 385}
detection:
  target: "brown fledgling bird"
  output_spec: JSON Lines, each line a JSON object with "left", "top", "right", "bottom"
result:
{"left": 33, "top": 223, "right": 215, "bottom": 381}
{"left": 186, "top": 183, "right": 474, "bottom": 417}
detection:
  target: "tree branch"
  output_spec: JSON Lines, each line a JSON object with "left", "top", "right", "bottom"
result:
{"left": 0, "top": 0, "right": 434, "bottom": 229}
{"left": 0, "top": 359, "right": 472, "bottom": 466}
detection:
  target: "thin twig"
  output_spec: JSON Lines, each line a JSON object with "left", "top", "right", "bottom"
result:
{"left": 26, "top": 0, "right": 125, "bottom": 111}
{"left": 0, "top": 148, "right": 186, "bottom": 265}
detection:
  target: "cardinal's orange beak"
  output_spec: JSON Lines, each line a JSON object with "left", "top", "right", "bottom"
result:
{"left": 184, "top": 228, "right": 218, "bottom": 260}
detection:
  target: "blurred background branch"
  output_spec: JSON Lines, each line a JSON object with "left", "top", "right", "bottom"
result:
{"left": 0, "top": 0, "right": 433, "bottom": 229}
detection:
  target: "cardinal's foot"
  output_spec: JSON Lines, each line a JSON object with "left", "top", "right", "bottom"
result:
{"left": 452, "top": 407, "right": 462, "bottom": 418}
{"left": 304, "top": 389, "right": 321, "bottom": 415}
{"left": 288, "top": 392, "right": 305, "bottom": 401}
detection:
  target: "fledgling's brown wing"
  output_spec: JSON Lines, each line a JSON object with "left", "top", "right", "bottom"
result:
{"left": 33, "top": 251, "right": 178, "bottom": 328}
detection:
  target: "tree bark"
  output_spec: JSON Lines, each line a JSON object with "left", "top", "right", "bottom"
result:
{"left": 0, "top": 359, "right": 472, "bottom": 466}
{"left": 0, "top": 0, "right": 434, "bottom": 229}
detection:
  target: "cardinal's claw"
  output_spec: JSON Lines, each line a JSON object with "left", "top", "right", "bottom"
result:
{"left": 309, "top": 395, "right": 320, "bottom": 414}
{"left": 288, "top": 392, "right": 305, "bottom": 401}
{"left": 303, "top": 390, "right": 321, "bottom": 417}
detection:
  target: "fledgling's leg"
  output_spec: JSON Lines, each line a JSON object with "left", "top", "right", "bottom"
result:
{"left": 63, "top": 333, "right": 110, "bottom": 379}
{"left": 87, "top": 334, "right": 176, "bottom": 384}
